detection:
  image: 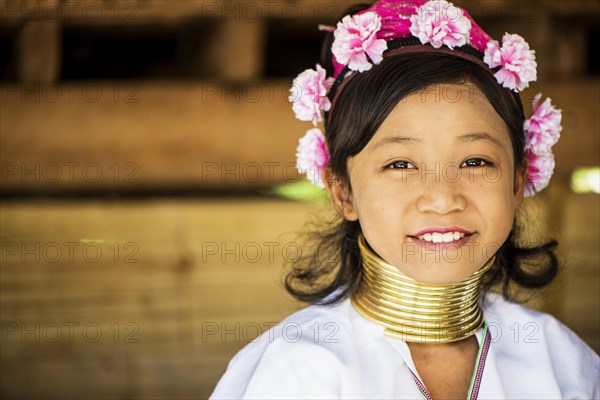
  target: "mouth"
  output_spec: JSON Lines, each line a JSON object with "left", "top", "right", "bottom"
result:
{"left": 408, "top": 227, "right": 475, "bottom": 249}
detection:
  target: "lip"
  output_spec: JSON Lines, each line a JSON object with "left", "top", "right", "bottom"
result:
{"left": 412, "top": 227, "right": 473, "bottom": 237}
{"left": 408, "top": 232, "right": 475, "bottom": 251}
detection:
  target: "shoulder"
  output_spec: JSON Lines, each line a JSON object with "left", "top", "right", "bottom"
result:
{"left": 482, "top": 291, "right": 595, "bottom": 350}
{"left": 482, "top": 292, "right": 600, "bottom": 398}
{"left": 210, "top": 298, "right": 355, "bottom": 399}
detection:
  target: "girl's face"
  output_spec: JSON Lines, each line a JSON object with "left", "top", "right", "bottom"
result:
{"left": 328, "top": 82, "right": 525, "bottom": 285}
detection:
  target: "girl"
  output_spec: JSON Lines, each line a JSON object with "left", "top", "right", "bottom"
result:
{"left": 211, "top": 0, "right": 599, "bottom": 398}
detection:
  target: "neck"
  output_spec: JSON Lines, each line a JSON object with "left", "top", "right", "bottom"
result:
{"left": 351, "top": 234, "right": 495, "bottom": 343}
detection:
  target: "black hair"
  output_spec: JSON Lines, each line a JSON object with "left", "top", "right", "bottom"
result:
{"left": 285, "top": 6, "right": 559, "bottom": 306}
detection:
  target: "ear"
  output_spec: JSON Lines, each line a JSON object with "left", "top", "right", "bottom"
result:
{"left": 322, "top": 168, "right": 359, "bottom": 221}
{"left": 513, "top": 159, "right": 527, "bottom": 208}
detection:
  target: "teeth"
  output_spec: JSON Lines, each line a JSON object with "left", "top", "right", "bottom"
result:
{"left": 417, "top": 231, "right": 466, "bottom": 243}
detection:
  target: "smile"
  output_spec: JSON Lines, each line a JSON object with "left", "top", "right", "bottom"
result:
{"left": 417, "top": 232, "right": 465, "bottom": 243}
{"left": 408, "top": 234, "right": 474, "bottom": 251}
{"left": 409, "top": 227, "right": 475, "bottom": 249}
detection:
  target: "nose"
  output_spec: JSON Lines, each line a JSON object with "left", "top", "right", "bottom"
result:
{"left": 415, "top": 173, "right": 467, "bottom": 215}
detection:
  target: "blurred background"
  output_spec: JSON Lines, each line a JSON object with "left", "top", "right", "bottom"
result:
{"left": 0, "top": 0, "right": 598, "bottom": 398}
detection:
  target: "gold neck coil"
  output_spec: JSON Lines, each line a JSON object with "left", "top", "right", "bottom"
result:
{"left": 351, "top": 234, "right": 495, "bottom": 343}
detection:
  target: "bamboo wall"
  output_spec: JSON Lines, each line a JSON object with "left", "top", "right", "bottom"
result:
{"left": 1, "top": 198, "right": 322, "bottom": 398}
{"left": 1, "top": 1, "right": 599, "bottom": 398}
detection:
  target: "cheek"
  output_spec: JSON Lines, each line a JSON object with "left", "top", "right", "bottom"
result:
{"left": 354, "top": 189, "right": 392, "bottom": 225}
{"left": 478, "top": 172, "right": 517, "bottom": 241}
{"left": 352, "top": 179, "right": 408, "bottom": 232}
{"left": 474, "top": 161, "right": 515, "bottom": 198}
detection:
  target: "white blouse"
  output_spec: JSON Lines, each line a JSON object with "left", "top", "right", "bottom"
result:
{"left": 210, "top": 292, "right": 599, "bottom": 399}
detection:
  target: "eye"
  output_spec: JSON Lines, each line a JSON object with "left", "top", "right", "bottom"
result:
{"left": 387, "top": 160, "right": 416, "bottom": 169}
{"left": 460, "top": 158, "right": 489, "bottom": 167}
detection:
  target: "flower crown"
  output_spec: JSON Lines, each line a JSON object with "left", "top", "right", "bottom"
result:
{"left": 289, "top": 0, "right": 562, "bottom": 197}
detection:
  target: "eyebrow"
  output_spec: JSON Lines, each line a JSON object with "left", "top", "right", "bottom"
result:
{"left": 371, "top": 132, "right": 503, "bottom": 150}
{"left": 457, "top": 132, "right": 502, "bottom": 148}
{"left": 371, "top": 135, "right": 421, "bottom": 150}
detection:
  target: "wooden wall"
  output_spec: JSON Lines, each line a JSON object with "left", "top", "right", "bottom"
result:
{"left": 1, "top": 198, "right": 324, "bottom": 398}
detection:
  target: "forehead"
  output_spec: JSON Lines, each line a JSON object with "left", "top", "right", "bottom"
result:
{"left": 374, "top": 82, "right": 509, "bottom": 140}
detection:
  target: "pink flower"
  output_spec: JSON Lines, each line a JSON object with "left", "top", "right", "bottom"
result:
{"left": 524, "top": 93, "right": 562, "bottom": 152}
{"left": 524, "top": 149, "right": 555, "bottom": 197}
{"left": 409, "top": 0, "right": 472, "bottom": 50}
{"left": 296, "top": 128, "right": 330, "bottom": 188}
{"left": 289, "top": 64, "right": 334, "bottom": 125}
{"left": 332, "top": 12, "right": 388, "bottom": 72}
{"left": 484, "top": 33, "right": 537, "bottom": 92}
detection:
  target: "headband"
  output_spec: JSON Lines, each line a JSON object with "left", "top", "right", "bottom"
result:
{"left": 288, "top": 0, "right": 562, "bottom": 197}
